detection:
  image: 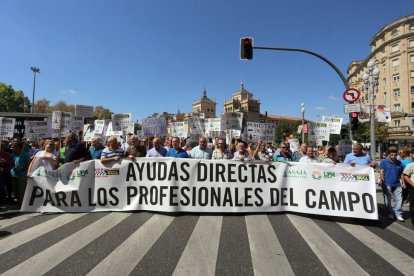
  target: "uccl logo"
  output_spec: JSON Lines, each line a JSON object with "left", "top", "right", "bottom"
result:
{"left": 341, "top": 173, "right": 370, "bottom": 182}
{"left": 312, "top": 171, "right": 322, "bottom": 180}
{"left": 283, "top": 169, "right": 307, "bottom": 179}
{"left": 95, "top": 168, "right": 120, "bottom": 177}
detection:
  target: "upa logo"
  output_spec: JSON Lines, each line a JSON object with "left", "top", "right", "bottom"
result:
{"left": 67, "top": 170, "right": 89, "bottom": 181}
{"left": 323, "top": 172, "right": 336, "bottom": 179}
{"left": 312, "top": 171, "right": 322, "bottom": 180}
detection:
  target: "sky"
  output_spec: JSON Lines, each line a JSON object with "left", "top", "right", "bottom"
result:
{"left": 1, "top": 0, "right": 413, "bottom": 123}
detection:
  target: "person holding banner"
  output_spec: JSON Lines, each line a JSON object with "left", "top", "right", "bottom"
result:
{"left": 292, "top": 143, "right": 307, "bottom": 162}
{"left": 254, "top": 142, "right": 272, "bottom": 161}
{"left": 344, "top": 143, "right": 377, "bottom": 168}
{"left": 191, "top": 137, "right": 212, "bottom": 160}
{"left": 273, "top": 143, "right": 292, "bottom": 162}
{"left": 89, "top": 137, "right": 105, "bottom": 159}
{"left": 146, "top": 137, "right": 167, "bottom": 157}
{"left": 64, "top": 132, "right": 91, "bottom": 164}
{"left": 0, "top": 143, "right": 13, "bottom": 207}
{"left": 232, "top": 142, "right": 253, "bottom": 161}
{"left": 402, "top": 161, "right": 414, "bottom": 226}
{"left": 126, "top": 135, "right": 147, "bottom": 160}
{"left": 28, "top": 140, "right": 58, "bottom": 175}
{"left": 299, "top": 147, "right": 318, "bottom": 163}
{"left": 166, "top": 137, "right": 189, "bottom": 158}
{"left": 101, "top": 136, "right": 125, "bottom": 164}
{"left": 212, "top": 139, "right": 233, "bottom": 160}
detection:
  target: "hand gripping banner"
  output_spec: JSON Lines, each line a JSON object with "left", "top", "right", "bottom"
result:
{"left": 22, "top": 159, "right": 378, "bottom": 220}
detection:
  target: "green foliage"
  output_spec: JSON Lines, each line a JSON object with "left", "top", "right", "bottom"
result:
{"left": 274, "top": 119, "right": 302, "bottom": 144}
{"left": 352, "top": 121, "right": 388, "bottom": 143}
{"left": 93, "top": 105, "right": 112, "bottom": 119}
{"left": 0, "top": 82, "right": 31, "bottom": 112}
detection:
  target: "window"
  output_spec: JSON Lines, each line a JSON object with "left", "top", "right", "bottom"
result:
{"left": 393, "top": 88, "right": 400, "bottom": 96}
{"left": 393, "top": 74, "right": 400, "bottom": 82}
{"left": 410, "top": 39, "right": 414, "bottom": 48}
{"left": 392, "top": 58, "right": 399, "bottom": 67}
{"left": 410, "top": 23, "right": 414, "bottom": 31}
{"left": 391, "top": 29, "right": 398, "bottom": 37}
{"left": 394, "top": 120, "right": 400, "bottom": 127}
{"left": 391, "top": 44, "right": 399, "bottom": 52}
{"left": 411, "top": 70, "right": 414, "bottom": 78}
{"left": 412, "top": 102, "right": 414, "bottom": 113}
{"left": 412, "top": 86, "right": 414, "bottom": 94}
{"left": 394, "top": 103, "right": 400, "bottom": 111}
{"left": 411, "top": 55, "right": 414, "bottom": 63}
{"left": 412, "top": 119, "right": 414, "bottom": 127}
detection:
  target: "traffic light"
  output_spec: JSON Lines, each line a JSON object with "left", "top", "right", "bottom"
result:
{"left": 350, "top": 112, "right": 359, "bottom": 131}
{"left": 240, "top": 37, "right": 253, "bottom": 60}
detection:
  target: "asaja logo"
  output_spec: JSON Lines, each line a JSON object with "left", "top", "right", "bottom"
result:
{"left": 312, "top": 171, "right": 322, "bottom": 180}
{"left": 95, "top": 168, "right": 120, "bottom": 177}
{"left": 283, "top": 169, "right": 307, "bottom": 179}
{"left": 341, "top": 173, "right": 370, "bottom": 182}
{"left": 34, "top": 168, "right": 62, "bottom": 180}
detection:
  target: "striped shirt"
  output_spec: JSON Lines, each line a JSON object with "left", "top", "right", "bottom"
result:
{"left": 101, "top": 147, "right": 125, "bottom": 159}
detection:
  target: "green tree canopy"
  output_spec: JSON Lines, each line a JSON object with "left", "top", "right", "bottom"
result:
{"left": 0, "top": 82, "right": 31, "bottom": 112}
{"left": 352, "top": 121, "right": 388, "bottom": 143}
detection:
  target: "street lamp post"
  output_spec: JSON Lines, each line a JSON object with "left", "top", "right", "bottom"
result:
{"left": 30, "top": 66, "right": 40, "bottom": 113}
{"left": 301, "top": 102, "right": 305, "bottom": 143}
{"left": 362, "top": 60, "right": 380, "bottom": 160}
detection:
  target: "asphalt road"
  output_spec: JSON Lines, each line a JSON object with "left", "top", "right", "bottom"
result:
{"left": 0, "top": 191, "right": 413, "bottom": 276}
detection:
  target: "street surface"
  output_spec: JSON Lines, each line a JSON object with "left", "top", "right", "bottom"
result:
{"left": 0, "top": 189, "right": 413, "bottom": 276}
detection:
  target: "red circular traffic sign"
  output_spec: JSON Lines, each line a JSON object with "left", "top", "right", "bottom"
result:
{"left": 343, "top": 88, "right": 361, "bottom": 103}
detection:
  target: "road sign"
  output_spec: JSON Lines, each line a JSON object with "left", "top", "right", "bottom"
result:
{"left": 343, "top": 88, "right": 361, "bottom": 103}
{"left": 344, "top": 103, "right": 361, "bottom": 113}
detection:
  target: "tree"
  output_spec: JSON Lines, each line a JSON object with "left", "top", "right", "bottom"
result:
{"left": 352, "top": 121, "right": 388, "bottom": 144}
{"left": 0, "top": 82, "right": 31, "bottom": 112}
{"left": 274, "top": 119, "right": 302, "bottom": 144}
{"left": 94, "top": 105, "right": 112, "bottom": 119}
{"left": 35, "top": 98, "right": 52, "bottom": 113}
{"left": 51, "top": 100, "right": 75, "bottom": 112}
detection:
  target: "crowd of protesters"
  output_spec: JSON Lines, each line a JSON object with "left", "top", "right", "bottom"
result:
{"left": 0, "top": 132, "right": 412, "bottom": 227}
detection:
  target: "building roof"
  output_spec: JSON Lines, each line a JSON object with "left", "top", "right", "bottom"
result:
{"left": 261, "top": 114, "right": 302, "bottom": 121}
{"left": 194, "top": 88, "right": 216, "bottom": 104}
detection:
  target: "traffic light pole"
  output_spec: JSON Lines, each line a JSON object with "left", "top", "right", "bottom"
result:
{"left": 253, "top": 46, "right": 353, "bottom": 141}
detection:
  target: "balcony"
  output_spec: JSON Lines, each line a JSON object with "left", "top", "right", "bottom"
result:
{"left": 388, "top": 125, "right": 413, "bottom": 136}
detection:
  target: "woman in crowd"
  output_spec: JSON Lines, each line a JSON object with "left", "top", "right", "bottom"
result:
{"left": 28, "top": 139, "right": 59, "bottom": 173}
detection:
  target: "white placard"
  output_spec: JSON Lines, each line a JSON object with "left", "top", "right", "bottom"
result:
{"left": 142, "top": 117, "right": 167, "bottom": 137}
{"left": 75, "top": 105, "right": 94, "bottom": 118}
{"left": 321, "top": 116, "right": 343, "bottom": 135}
{"left": 221, "top": 112, "right": 243, "bottom": 131}
{"left": 308, "top": 122, "right": 330, "bottom": 147}
{"left": 51, "top": 111, "right": 62, "bottom": 130}
{"left": 0, "top": 117, "right": 16, "bottom": 138}
{"left": 24, "top": 120, "right": 49, "bottom": 139}
{"left": 246, "top": 122, "right": 276, "bottom": 143}
{"left": 169, "top": 122, "right": 188, "bottom": 138}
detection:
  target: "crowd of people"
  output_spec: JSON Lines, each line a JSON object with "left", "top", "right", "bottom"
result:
{"left": 0, "top": 132, "right": 412, "bottom": 227}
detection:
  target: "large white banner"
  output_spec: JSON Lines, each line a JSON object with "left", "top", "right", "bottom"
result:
{"left": 22, "top": 159, "right": 378, "bottom": 220}
{"left": 246, "top": 122, "right": 276, "bottom": 143}
{"left": 321, "top": 116, "right": 343, "bottom": 135}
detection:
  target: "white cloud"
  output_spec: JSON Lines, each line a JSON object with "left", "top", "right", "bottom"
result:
{"left": 61, "top": 89, "right": 77, "bottom": 95}
{"left": 315, "top": 106, "right": 325, "bottom": 112}
{"left": 328, "top": 95, "right": 338, "bottom": 101}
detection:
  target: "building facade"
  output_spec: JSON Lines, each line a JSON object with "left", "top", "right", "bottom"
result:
{"left": 223, "top": 82, "right": 261, "bottom": 123}
{"left": 192, "top": 88, "right": 216, "bottom": 118}
{"left": 347, "top": 14, "right": 414, "bottom": 145}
